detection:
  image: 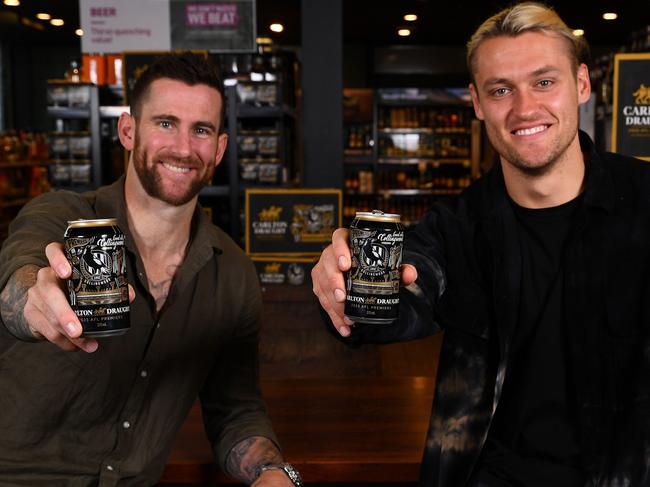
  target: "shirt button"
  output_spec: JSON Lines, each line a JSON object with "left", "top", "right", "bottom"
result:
{"left": 106, "top": 465, "right": 114, "bottom": 472}
{"left": 140, "top": 370, "right": 148, "bottom": 378}
{"left": 122, "top": 421, "right": 131, "bottom": 429}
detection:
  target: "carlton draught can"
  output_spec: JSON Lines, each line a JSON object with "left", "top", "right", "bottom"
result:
{"left": 64, "top": 219, "right": 130, "bottom": 337}
{"left": 344, "top": 210, "right": 404, "bottom": 324}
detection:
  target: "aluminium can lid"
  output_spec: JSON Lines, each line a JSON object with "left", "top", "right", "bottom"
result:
{"left": 355, "top": 210, "right": 401, "bottom": 223}
{"left": 67, "top": 218, "right": 118, "bottom": 228}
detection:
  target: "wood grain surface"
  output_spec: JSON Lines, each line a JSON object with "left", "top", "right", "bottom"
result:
{"left": 160, "top": 376, "right": 435, "bottom": 484}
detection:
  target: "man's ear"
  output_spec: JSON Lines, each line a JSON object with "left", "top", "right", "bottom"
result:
{"left": 213, "top": 133, "right": 228, "bottom": 168}
{"left": 469, "top": 83, "right": 485, "bottom": 120}
{"left": 577, "top": 63, "right": 592, "bottom": 105}
{"left": 117, "top": 112, "right": 135, "bottom": 151}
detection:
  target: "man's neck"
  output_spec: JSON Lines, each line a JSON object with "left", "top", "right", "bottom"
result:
{"left": 123, "top": 167, "right": 196, "bottom": 261}
{"left": 502, "top": 138, "right": 586, "bottom": 209}
{"left": 123, "top": 166, "right": 197, "bottom": 311}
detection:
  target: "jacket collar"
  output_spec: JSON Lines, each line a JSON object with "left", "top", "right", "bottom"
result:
{"left": 478, "top": 130, "right": 615, "bottom": 220}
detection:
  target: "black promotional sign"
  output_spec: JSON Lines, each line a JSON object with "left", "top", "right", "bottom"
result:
{"left": 170, "top": 0, "right": 256, "bottom": 52}
{"left": 122, "top": 50, "right": 207, "bottom": 104}
{"left": 246, "top": 189, "right": 342, "bottom": 256}
{"left": 612, "top": 53, "right": 650, "bottom": 161}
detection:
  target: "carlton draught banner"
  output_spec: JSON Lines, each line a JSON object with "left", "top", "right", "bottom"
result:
{"left": 245, "top": 189, "right": 342, "bottom": 256}
{"left": 612, "top": 53, "right": 650, "bottom": 161}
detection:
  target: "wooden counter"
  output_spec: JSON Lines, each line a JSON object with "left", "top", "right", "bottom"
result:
{"left": 160, "top": 376, "right": 434, "bottom": 484}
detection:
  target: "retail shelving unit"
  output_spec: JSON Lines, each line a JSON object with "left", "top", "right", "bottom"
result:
{"left": 343, "top": 87, "right": 481, "bottom": 226}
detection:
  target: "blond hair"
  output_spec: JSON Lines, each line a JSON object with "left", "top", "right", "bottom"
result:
{"left": 466, "top": 2, "right": 588, "bottom": 82}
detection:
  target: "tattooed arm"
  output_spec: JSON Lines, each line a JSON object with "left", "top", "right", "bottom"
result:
{"left": 0, "top": 265, "right": 40, "bottom": 341}
{"left": 0, "top": 243, "right": 98, "bottom": 352}
{"left": 225, "top": 436, "right": 294, "bottom": 485}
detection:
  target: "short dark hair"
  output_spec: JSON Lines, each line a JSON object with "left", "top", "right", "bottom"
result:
{"left": 130, "top": 52, "right": 226, "bottom": 132}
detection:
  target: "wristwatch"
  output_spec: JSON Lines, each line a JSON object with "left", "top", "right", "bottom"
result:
{"left": 258, "top": 462, "right": 304, "bottom": 486}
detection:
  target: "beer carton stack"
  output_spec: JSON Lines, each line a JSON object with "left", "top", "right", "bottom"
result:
{"left": 245, "top": 189, "right": 342, "bottom": 286}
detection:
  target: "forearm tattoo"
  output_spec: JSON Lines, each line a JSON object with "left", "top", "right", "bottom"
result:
{"left": 225, "top": 436, "right": 283, "bottom": 484}
{"left": 0, "top": 265, "right": 40, "bottom": 341}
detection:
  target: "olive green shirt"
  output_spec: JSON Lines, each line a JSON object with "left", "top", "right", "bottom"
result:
{"left": 0, "top": 177, "right": 277, "bottom": 486}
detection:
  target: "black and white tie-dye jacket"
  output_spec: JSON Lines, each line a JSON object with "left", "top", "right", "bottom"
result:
{"left": 340, "top": 132, "right": 649, "bottom": 487}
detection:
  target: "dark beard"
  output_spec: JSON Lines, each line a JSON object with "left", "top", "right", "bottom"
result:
{"left": 132, "top": 144, "right": 211, "bottom": 206}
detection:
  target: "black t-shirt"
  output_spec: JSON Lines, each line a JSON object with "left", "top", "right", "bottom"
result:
{"left": 473, "top": 195, "right": 585, "bottom": 487}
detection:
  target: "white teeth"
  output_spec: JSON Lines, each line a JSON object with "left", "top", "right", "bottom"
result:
{"left": 514, "top": 125, "right": 547, "bottom": 136}
{"left": 161, "top": 162, "right": 191, "bottom": 173}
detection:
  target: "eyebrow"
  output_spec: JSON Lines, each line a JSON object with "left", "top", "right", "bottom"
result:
{"left": 482, "top": 66, "right": 562, "bottom": 89}
{"left": 151, "top": 114, "right": 217, "bottom": 132}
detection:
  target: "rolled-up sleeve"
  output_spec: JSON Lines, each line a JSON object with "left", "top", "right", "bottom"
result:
{"left": 198, "top": 258, "right": 279, "bottom": 470}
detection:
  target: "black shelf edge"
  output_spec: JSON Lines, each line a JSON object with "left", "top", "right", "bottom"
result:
{"left": 199, "top": 185, "right": 230, "bottom": 197}
{"left": 47, "top": 107, "right": 91, "bottom": 119}
{"left": 0, "top": 161, "right": 44, "bottom": 169}
{"left": 344, "top": 154, "right": 374, "bottom": 164}
{"left": 0, "top": 197, "right": 31, "bottom": 209}
{"left": 237, "top": 104, "right": 295, "bottom": 119}
{"left": 377, "top": 189, "right": 463, "bottom": 197}
{"left": 377, "top": 157, "right": 471, "bottom": 165}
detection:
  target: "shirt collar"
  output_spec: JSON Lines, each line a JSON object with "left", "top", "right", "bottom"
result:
{"left": 93, "top": 175, "right": 224, "bottom": 256}
{"left": 481, "top": 130, "right": 615, "bottom": 219}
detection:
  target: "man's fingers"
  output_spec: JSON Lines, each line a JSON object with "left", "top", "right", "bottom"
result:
{"left": 128, "top": 284, "right": 136, "bottom": 303}
{"left": 30, "top": 315, "right": 75, "bottom": 351}
{"left": 25, "top": 304, "right": 96, "bottom": 352}
{"left": 331, "top": 228, "right": 351, "bottom": 271}
{"left": 317, "top": 285, "right": 350, "bottom": 336}
{"left": 45, "top": 242, "right": 71, "bottom": 279}
{"left": 32, "top": 267, "right": 82, "bottom": 339}
{"left": 401, "top": 264, "right": 418, "bottom": 286}
{"left": 70, "top": 337, "right": 99, "bottom": 353}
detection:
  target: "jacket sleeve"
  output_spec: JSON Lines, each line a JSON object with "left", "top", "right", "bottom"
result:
{"left": 325, "top": 207, "right": 447, "bottom": 346}
{"left": 198, "top": 257, "right": 279, "bottom": 471}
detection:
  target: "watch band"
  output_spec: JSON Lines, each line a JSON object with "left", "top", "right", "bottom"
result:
{"left": 259, "top": 462, "right": 304, "bottom": 486}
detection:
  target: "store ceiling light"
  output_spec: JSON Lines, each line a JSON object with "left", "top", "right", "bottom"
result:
{"left": 404, "top": 14, "right": 417, "bottom": 22}
{"left": 3, "top": 0, "right": 20, "bottom": 6}
{"left": 602, "top": 12, "right": 618, "bottom": 20}
{"left": 36, "top": 13, "right": 51, "bottom": 20}
{"left": 270, "top": 23, "right": 284, "bottom": 33}
{"left": 572, "top": 29, "right": 585, "bottom": 37}
{"left": 398, "top": 28, "right": 411, "bottom": 37}
{"left": 50, "top": 18, "right": 65, "bottom": 26}
{"left": 76, "top": 28, "right": 84, "bottom": 36}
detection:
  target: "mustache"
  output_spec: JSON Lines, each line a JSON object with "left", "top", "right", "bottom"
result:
{"left": 155, "top": 152, "right": 203, "bottom": 168}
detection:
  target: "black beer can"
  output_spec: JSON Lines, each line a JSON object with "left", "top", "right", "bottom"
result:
{"left": 344, "top": 210, "right": 404, "bottom": 324}
{"left": 64, "top": 218, "right": 130, "bottom": 337}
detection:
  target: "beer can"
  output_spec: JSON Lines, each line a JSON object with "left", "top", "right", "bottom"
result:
{"left": 344, "top": 210, "right": 404, "bottom": 324}
{"left": 64, "top": 218, "right": 130, "bottom": 337}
